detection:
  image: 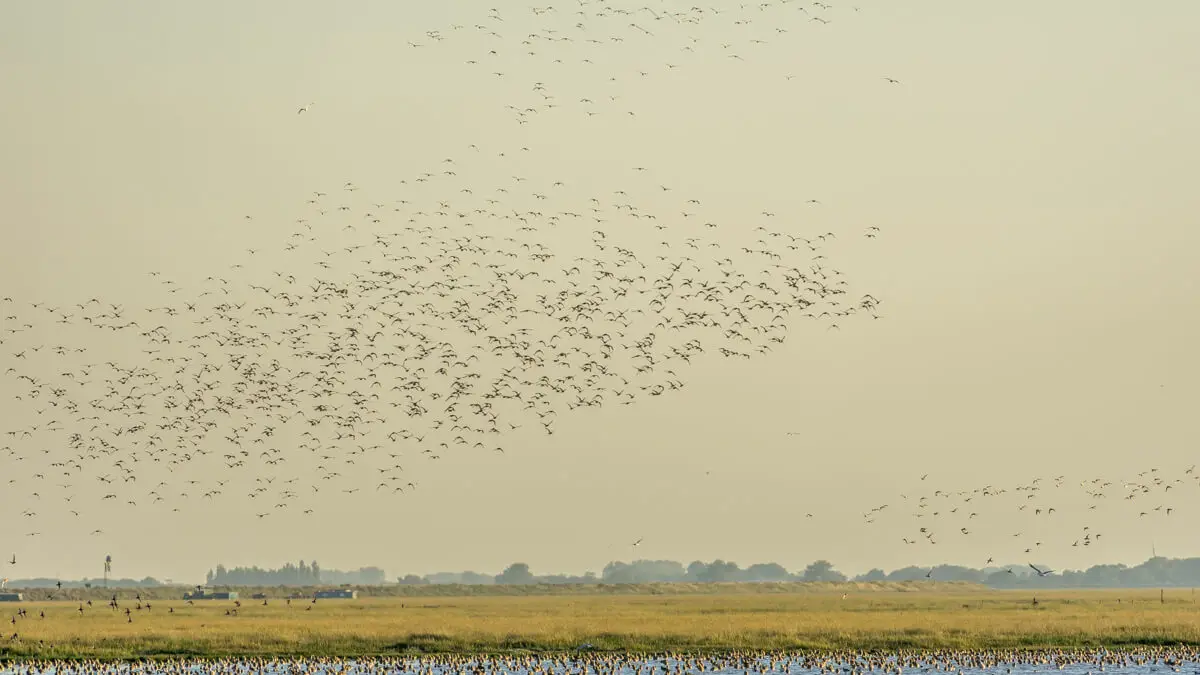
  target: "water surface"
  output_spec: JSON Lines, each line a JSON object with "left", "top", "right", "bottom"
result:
{"left": 4, "top": 652, "right": 1200, "bottom": 675}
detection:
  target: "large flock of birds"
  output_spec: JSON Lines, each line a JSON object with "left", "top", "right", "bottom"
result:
{"left": 3, "top": 0, "right": 1193, "bottom": 588}
{"left": 1, "top": 0, "right": 881, "bottom": 564}
{"left": 3, "top": 649, "right": 1200, "bottom": 675}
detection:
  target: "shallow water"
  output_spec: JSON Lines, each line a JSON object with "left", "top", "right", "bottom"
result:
{"left": 4, "top": 653, "right": 1200, "bottom": 675}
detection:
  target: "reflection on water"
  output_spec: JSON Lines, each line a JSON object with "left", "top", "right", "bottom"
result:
{"left": 3, "top": 652, "right": 1200, "bottom": 675}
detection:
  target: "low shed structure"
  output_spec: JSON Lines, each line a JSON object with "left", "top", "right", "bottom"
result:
{"left": 183, "top": 591, "right": 238, "bottom": 600}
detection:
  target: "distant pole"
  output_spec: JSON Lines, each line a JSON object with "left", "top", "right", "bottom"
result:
{"left": 1160, "top": 588, "right": 1164, "bottom": 604}
{"left": 104, "top": 555, "right": 112, "bottom": 588}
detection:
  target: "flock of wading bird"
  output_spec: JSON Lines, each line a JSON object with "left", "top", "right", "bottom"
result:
{"left": 1, "top": 0, "right": 886, "bottom": 555}
{"left": 3, "top": 652, "right": 1200, "bottom": 675}
{"left": 0, "top": 163, "right": 873, "bottom": 528}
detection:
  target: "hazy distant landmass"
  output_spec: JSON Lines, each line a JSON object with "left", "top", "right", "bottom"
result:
{"left": 7, "top": 556, "right": 1199, "bottom": 591}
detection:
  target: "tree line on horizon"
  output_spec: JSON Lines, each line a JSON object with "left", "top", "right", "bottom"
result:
{"left": 0, "top": 562, "right": 387, "bottom": 589}
{"left": 7, "top": 555, "right": 1200, "bottom": 589}
{"left": 203, "top": 561, "right": 387, "bottom": 586}
{"left": 398, "top": 556, "right": 1200, "bottom": 588}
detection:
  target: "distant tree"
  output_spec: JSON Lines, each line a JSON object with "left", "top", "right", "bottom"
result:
{"left": 601, "top": 560, "right": 686, "bottom": 583}
{"left": 424, "top": 572, "right": 463, "bottom": 584}
{"left": 985, "top": 570, "right": 1017, "bottom": 587}
{"left": 744, "top": 563, "right": 791, "bottom": 582}
{"left": 397, "top": 575, "right": 426, "bottom": 585}
{"left": 207, "top": 561, "right": 336, "bottom": 586}
{"left": 1140, "top": 557, "right": 1173, "bottom": 585}
{"left": 886, "top": 566, "right": 929, "bottom": 581}
{"left": 856, "top": 569, "right": 887, "bottom": 582}
{"left": 929, "top": 565, "right": 984, "bottom": 583}
{"left": 460, "top": 571, "right": 494, "bottom": 585}
{"left": 496, "top": 562, "right": 535, "bottom": 585}
{"left": 697, "top": 560, "right": 741, "bottom": 583}
{"left": 1080, "top": 563, "right": 1119, "bottom": 586}
{"left": 359, "top": 566, "right": 387, "bottom": 584}
{"left": 321, "top": 567, "right": 388, "bottom": 585}
{"left": 801, "top": 560, "right": 846, "bottom": 582}
{"left": 637, "top": 560, "right": 688, "bottom": 582}
{"left": 601, "top": 562, "right": 636, "bottom": 583}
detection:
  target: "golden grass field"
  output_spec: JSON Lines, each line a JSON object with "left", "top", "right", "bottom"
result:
{"left": 2, "top": 584, "right": 1200, "bottom": 659}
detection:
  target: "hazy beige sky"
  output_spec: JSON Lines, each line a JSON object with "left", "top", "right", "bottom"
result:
{"left": 2, "top": 1, "right": 1198, "bottom": 584}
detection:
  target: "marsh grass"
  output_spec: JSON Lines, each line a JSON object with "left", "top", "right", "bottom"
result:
{"left": 1, "top": 587, "right": 1198, "bottom": 660}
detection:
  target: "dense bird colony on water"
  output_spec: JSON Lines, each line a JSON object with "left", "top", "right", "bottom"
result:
{"left": 4, "top": 651, "right": 1200, "bottom": 675}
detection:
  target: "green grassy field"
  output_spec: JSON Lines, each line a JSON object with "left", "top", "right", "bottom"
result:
{"left": 1, "top": 584, "right": 1199, "bottom": 660}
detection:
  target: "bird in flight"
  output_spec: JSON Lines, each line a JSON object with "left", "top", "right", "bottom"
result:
{"left": 297, "top": 102, "right": 315, "bottom": 115}
{"left": 1028, "top": 563, "right": 1054, "bottom": 577}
